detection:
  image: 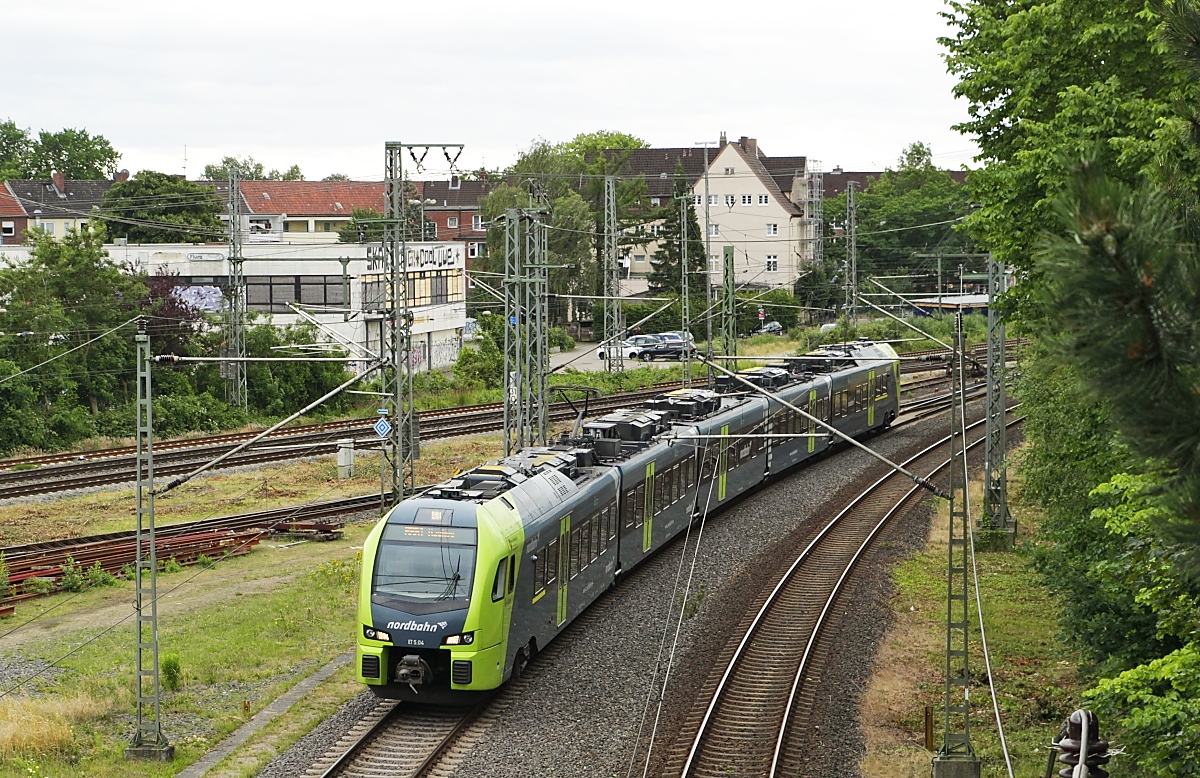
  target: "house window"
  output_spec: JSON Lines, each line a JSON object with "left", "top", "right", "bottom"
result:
{"left": 78, "top": 220, "right": 87, "bottom": 230}
{"left": 321, "top": 221, "right": 334, "bottom": 232}
{"left": 707, "top": 223, "right": 720, "bottom": 237}
{"left": 741, "top": 194, "right": 752, "bottom": 205}
{"left": 43, "top": 222, "right": 54, "bottom": 235}
{"left": 766, "top": 255, "right": 779, "bottom": 272}
{"left": 651, "top": 197, "right": 660, "bottom": 206}
{"left": 708, "top": 257, "right": 721, "bottom": 273}
{"left": 724, "top": 194, "right": 735, "bottom": 207}
{"left": 708, "top": 195, "right": 718, "bottom": 206}
{"left": 724, "top": 167, "right": 735, "bottom": 175}
{"left": 468, "top": 242, "right": 482, "bottom": 258}
{"left": 472, "top": 214, "right": 482, "bottom": 231}
{"left": 649, "top": 224, "right": 661, "bottom": 237}
{"left": 758, "top": 194, "right": 769, "bottom": 205}
{"left": 447, "top": 216, "right": 459, "bottom": 229}
{"left": 694, "top": 195, "right": 702, "bottom": 206}
{"left": 766, "top": 223, "right": 779, "bottom": 236}
{"left": 1, "top": 222, "right": 13, "bottom": 237}
{"left": 634, "top": 254, "right": 647, "bottom": 265}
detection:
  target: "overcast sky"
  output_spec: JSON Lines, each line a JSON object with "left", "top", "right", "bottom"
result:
{"left": 5, "top": 0, "right": 976, "bottom": 181}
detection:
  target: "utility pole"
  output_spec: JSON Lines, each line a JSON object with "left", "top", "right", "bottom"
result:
{"left": 721, "top": 245, "right": 737, "bottom": 357}
{"left": 226, "top": 166, "right": 247, "bottom": 409}
{"left": 501, "top": 208, "right": 552, "bottom": 455}
{"left": 697, "top": 140, "right": 716, "bottom": 387}
{"left": 983, "top": 255, "right": 1013, "bottom": 547}
{"left": 126, "top": 319, "right": 173, "bottom": 762}
{"left": 845, "top": 180, "right": 858, "bottom": 332}
{"left": 380, "top": 143, "right": 462, "bottom": 504}
{"left": 603, "top": 175, "right": 624, "bottom": 373}
{"left": 933, "top": 311, "right": 980, "bottom": 778}
{"left": 679, "top": 193, "right": 692, "bottom": 387}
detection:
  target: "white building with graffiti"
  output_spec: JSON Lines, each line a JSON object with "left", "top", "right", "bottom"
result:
{"left": 0, "top": 240, "right": 468, "bottom": 373}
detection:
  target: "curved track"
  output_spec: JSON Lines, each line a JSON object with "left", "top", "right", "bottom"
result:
{"left": 673, "top": 412, "right": 1020, "bottom": 778}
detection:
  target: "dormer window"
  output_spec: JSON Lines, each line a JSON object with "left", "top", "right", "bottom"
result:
{"left": 449, "top": 175, "right": 461, "bottom": 190}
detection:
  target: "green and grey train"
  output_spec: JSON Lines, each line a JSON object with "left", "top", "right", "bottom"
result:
{"left": 356, "top": 341, "right": 900, "bottom": 702}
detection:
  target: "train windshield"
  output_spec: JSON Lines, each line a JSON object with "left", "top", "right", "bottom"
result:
{"left": 372, "top": 524, "right": 477, "bottom": 614}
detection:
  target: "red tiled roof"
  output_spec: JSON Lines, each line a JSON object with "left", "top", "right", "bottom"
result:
{"left": 238, "top": 180, "right": 387, "bottom": 216}
{"left": 0, "top": 183, "right": 27, "bottom": 217}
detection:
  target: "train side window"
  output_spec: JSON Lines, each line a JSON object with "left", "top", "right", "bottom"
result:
{"left": 579, "top": 523, "right": 590, "bottom": 571}
{"left": 569, "top": 528, "right": 582, "bottom": 578}
{"left": 492, "top": 556, "right": 508, "bottom": 602}
{"left": 634, "top": 483, "right": 645, "bottom": 526}
{"left": 590, "top": 519, "right": 600, "bottom": 562}
{"left": 507, "top": 554, "right": 516, "bottom": 594}
{"left": 545, "top": 539, "right": 558, "bottom": 586}
{"left": 624, "top": 489, "right": 636, "bottom": 528}
{"left": 608, "top": 504, "right": 618, "bottom": 540}
{"left": 532, "top": 550, "right": 546, "bottom": 597}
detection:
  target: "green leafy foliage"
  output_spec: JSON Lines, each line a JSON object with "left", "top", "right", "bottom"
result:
{"left": 647, "top": 165, "right": 707, "bottom": 299}
{"left": 202, "top": 156, "right": 303, "bottom": 181}
{"left": 101, "top": 170, "right": 225, "bottom": 243}
{"left": 0, "top": 119, "right": 120, "bottom": 179}
{"left": 1088, "top": 642, "right": 1200, "bottom": 777}
{"left": 823, "top": 142, "right": 974, "bottom": 277}
{"left": 161, "top": 652, "right": 183, "bottom": 691}
{"left": 59, "top": 556, "right": 85, "bottom": 593}
{"left": 83, "top": 562, "right": 117, "bottom": 588}
{"left": 453, "top": 331, "right": 504, "bottom": 390}
{"left": 336, "top": 182, "right": 434, "bottom": 243}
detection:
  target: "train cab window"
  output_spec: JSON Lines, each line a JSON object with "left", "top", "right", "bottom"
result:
{"left": 545, "top": 539, "right": 558, "bottom": 586}
{"left": 492, "top": 557, "right": 508, "bottom": 601}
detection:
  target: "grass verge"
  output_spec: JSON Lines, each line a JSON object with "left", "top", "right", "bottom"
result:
{"left": 859, "top": 456, "right": 1087, "bottom": 778}
{"left": 0, "top": 522, "right": 370, "bottom": 778}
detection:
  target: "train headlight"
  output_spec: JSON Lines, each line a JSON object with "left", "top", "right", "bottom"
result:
{"left": 363, "top": 626, "right": 392, "bottom": 642}
{"left": 442, "top": 632, "right": 474, "bottom": 646}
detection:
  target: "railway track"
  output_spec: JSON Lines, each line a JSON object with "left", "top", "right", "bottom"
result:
{"left": 0, "top": 339, "right": 1024, "bottom": 500}
{"left": 0, "top": 384, "right": 684, "bottom": 500}
{"left": 670, "top": 411, "right": 1021, "bottom": 778}
{"left": 305, "top": 701, "right": 488, "bottom": 778}
{"left": 0, "top": 380, "right": 979, "bottom": 608}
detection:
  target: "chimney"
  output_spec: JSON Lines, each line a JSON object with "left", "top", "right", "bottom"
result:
{"left": 719, "top": 131, "right": 727, "bottom": 148}
{"left": 114, "top": 169, "right": 130, "bottom": 183}
{"left": 51, "top": 171, "right": 65, "bottom": 194}
{"left": 832, "top": 165, "right": 844, "bottom": 175}
{"left": 739, "top": 136, "right": 758, "bottom": 157}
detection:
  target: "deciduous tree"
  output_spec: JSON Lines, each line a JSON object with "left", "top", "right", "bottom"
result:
{"left": 101, "top": 171, "right": 224, "bottom": 243}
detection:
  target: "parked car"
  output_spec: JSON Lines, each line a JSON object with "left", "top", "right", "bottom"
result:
{"left": 754, "top": 321, "right": 785, "bottom": 336}
{"left": 596, "top": 334, "right": 661, "bottom": 361}
{"left": 638, "top": 332, "right": 698, "bottom": 361}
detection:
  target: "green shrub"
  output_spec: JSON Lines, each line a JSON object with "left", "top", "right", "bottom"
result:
{"left": 84, "top": 562, "right": 118, "bottom": 588}
{"left": 23, "top": 577, "right": 54, "bottom": 595}
{"left": 59, "top": 556, "right": 86, "bottom": 592}
{"left": 195, "top": 554, "right": 216, "bottom": 570}
{"left": 0, "top": 552, "right": 9, "bottom": 597}
{"left": 309, "top": 552, "right": 360, "bottom": 593}
{"left": 549, "top": 327, "right": 575, "bottom": 352}
{"left": 161, "top": 653, "right": 182, "bottom": 691}
{"left": 161, "top": 557, "right": 183, "bottom": 574}
{"left": 120, "top": 563, "right": 137, "bottom": 581}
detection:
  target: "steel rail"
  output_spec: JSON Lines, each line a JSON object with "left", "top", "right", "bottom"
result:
{"left": 679, "top": 410, "right": 1022, "bottom": 778}
{"left": 314, "top": 698, "right": 490, "bottom": 778}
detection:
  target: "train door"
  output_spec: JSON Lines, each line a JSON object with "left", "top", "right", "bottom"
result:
{"left": 868, "top": 370, "right": 876, "bottom": 427}
{"left": 556, "top": 515, "right": 570, "bottom": 627}
{"left": 808, "top": 389, "right": 818, "bottom": 453}
{"left": 642, "top": 462, "right": 656, "bottom": 553}
{"left": 717, "top": 424, "right": 729, "bottom": 500}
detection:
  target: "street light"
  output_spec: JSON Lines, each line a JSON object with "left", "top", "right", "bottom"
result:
{"left": 408, "top": 198, "right": 437, "bottom": 240}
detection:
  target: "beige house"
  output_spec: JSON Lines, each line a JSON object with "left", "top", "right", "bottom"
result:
{"left": 619, "top": 135, "right": 819, "bottom": 291}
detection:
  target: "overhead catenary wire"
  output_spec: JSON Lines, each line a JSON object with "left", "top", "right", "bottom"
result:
{"left": 0, "top": 317, "right": 139, "bottom": 385}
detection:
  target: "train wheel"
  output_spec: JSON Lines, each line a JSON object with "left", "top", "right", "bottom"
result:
{"left": 512, "top": 641, "right": 533, "bottom": 681}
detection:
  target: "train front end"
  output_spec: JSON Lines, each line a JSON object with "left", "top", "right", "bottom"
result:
{"left": 356, "top": 499, "right": 516, "bottom": 703}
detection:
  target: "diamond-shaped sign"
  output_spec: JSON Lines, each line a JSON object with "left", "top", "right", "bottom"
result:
{"left": 373, "top": 417, "right": 393, "bottom": 438}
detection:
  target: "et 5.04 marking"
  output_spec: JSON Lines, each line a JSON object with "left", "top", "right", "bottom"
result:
{"left": 407, "top": 639, "right": 426, "bottom": 646}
